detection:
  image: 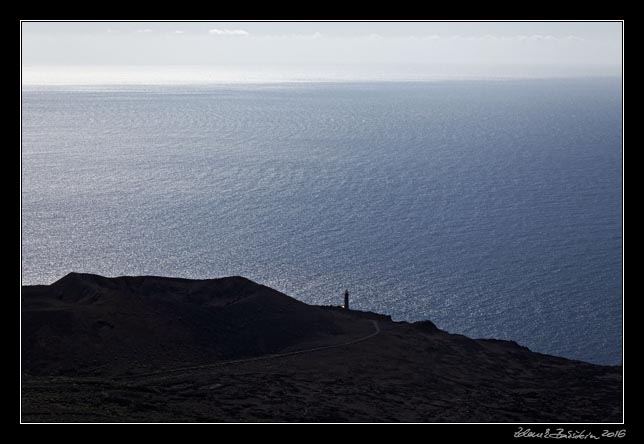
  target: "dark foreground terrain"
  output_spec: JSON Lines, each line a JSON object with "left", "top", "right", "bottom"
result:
{"left": 22, "top": 273, "right": 622, "bottom": 422}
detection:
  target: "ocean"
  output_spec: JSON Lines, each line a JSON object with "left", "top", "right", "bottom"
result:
{"left": 21, "top": 79, "right": 622, "bottom": 365}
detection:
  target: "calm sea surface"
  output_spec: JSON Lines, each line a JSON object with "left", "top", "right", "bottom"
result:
{"left": 21, "top": 79, "right": 622, "bottom": 365}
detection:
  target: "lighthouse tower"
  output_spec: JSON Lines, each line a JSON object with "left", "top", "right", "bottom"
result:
{"left": 344, "top": 289, "right": 349, "bottom": 310}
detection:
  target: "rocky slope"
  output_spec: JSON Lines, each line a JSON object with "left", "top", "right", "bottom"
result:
{"left": 21, "top": 273, "right": 622, "bottom": 422}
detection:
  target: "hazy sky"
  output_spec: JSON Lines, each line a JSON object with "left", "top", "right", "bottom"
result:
{"left": 22, "top": 21, "right": 622, "bottom": 84}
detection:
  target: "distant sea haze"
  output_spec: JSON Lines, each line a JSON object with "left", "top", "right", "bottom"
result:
{"left": 21, "top": 78, "right": 622, "bottom": 365}
{"left": 20, "top": 64, "right": 621, "bottom": 86}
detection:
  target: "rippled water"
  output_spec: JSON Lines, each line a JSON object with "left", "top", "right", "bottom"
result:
{"left": 21, "top": 79, "right": 622, "bottom": 365}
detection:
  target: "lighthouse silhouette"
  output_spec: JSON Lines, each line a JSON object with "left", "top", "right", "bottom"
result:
{"left": 344, "top": 289, "right": 349, "bottom": 310}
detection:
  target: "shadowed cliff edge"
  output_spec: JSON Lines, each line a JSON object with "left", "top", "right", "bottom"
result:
{"left": 21, "top": 273, "right": 622, "bottom": 422}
